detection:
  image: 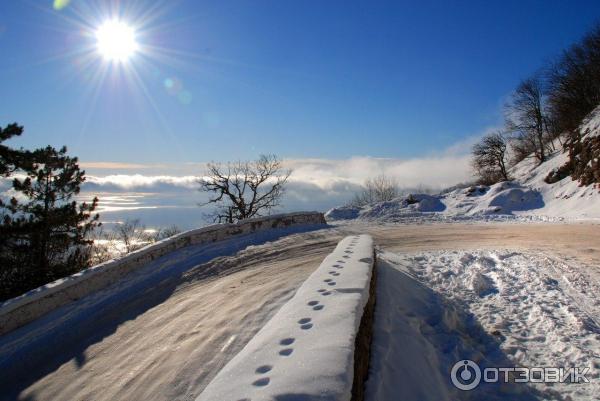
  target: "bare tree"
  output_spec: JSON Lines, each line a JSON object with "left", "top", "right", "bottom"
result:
{"left": 88, "top": 226, "right": 113, "bottom": 265}
{"left": 547, "top": 24, "right": 600, "bottom": 136}
{"left": 199, "top": 154, "right": 292, "bottom": 223}
{"left": 505, "top": 76, "right": 550, "bottom": 164}
{"left": 471, "top": 131, "right": 510, "bottom": 184}
{"left": 153, "top": 225, "right": 181, "bottom": 241}
{"left": 112, "top": 219, "right": 154, "bottom": 255}
{"left": 88, "top": 221, "right": 182, "bottom": 264}
{"left": 349, "top": 174, "right": 399, "bottom": 207}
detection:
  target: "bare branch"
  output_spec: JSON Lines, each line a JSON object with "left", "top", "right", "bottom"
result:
{"left": 471, "top": 131, "right": 510, "bottom": 184}
{"left": 198, "top": 154, "right": 292, "bottom": 223}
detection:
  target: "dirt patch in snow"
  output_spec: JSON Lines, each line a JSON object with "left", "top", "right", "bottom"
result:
{"left": 352, "top": 221, "right": 600, "bottom": 265}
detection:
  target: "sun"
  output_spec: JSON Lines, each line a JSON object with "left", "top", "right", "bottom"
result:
{"left": 95, "top": 20, "right": 139, "bottom": 62}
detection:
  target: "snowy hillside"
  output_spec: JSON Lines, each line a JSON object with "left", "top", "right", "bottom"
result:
{"left": 327, "top": 111, "right": 600, "bottom": 222}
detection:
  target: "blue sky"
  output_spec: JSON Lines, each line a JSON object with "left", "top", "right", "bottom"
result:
{"left": 2, "top": 0, "right": 600, "bottom": 165}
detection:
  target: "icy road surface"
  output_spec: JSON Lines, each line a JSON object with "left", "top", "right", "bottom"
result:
{"left": 1, "top": 222, "right": 599, "bottom": 401}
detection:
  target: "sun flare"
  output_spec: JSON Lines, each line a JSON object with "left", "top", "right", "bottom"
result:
{"left": 95, "top": 20, "right": 138, "bottom": 62}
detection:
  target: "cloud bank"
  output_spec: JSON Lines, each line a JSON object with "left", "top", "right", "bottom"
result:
{"left": 3, "top": 151, "right": 474, "bottom": 229}
{"left": 83, "top": 153, "right": 472, "bottom": 193}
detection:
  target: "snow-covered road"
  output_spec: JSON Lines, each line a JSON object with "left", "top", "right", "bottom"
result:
{"left": 1, "top": 222, "right": 599, "bottom": 401}
{"left": 0, "top": 228, "right": 344, "bottom": 401}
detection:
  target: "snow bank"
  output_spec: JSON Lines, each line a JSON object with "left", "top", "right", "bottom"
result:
{"left": 0, "top": 212, "right": 326, "bottom": 335}
{"left": 325, "top": 205, "right": 362, "bottom": 220}
{"left": 454, "top": 181, "right": 545, "bottom": 216}
{"left": 196, "top": 235, "right": 375, "bottom": 401}
{"left": 367, "top": 250, "right": 600, "bottom": 400}
{"left": 325, "top": 182, "right": 545, "bottom": 222}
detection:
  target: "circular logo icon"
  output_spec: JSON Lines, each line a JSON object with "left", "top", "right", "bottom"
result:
{"left": 451, "top": 359, "right": 481, "bottom": 391}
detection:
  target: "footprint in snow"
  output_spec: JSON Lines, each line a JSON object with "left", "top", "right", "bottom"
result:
{"left": 280, "top": 338, "right": 295, "bottom": 346}
{"left": 252, "top": 377, "right": 270, "bottom": 386}
{"left": 255, "top": 365, "right": 272, "bottom": 374}
{"left": 279, "top": 348, "right": 293, "bottom": 356}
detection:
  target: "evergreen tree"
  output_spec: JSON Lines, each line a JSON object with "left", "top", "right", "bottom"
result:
{"left": 0, "top": 123, "right": 30, "bottom": 176}
{"left": 0, "top": 126, "right": 100, "bottom": 301}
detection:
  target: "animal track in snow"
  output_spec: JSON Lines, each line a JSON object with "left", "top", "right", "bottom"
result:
{"left": 280, "top": 338, "right": 295, "bottom": 346}
{"left": 307, "top": 300, "right": 324, "bottom": 311}
{"left": 252, "top": 377, "right": 270, "bottom": 386}
{"left": 255, "top": 365, "right": 272, "bottom": 374}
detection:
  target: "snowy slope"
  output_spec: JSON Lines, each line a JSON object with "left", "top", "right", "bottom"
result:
{"left": 327, "top": 111, "right": 600, "bottom": 222}
{"left": 507, "top": 145, "right": 599, "bottom": 219}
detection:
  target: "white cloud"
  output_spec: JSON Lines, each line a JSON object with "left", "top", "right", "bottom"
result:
{"left": 74, "top": 152, "right": 473, "bottom": 221}
{"left": 81, "top": 153, "right": 472, "bottom": 194}
{"left": 285, "top": 154, "right": 472, "bottom": 189}
{"left": 84, "top": 174, "right": 199, "bottom": 192}
{"left": 3, "top": 138, "right": 483, "bottom": 228}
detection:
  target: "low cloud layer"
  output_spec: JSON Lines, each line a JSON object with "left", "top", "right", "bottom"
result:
{"left": 83, "top": 153, "right": 472, "bottom": 193}
{"left": 285, "top": 154, "right": 472, "bottom": 189}
{"left": 3, "top": 152, "right": 473, "bottom": 229}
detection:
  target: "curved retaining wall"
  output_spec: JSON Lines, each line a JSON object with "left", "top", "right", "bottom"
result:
{"left": 0, "top": 212, "right": 326, "bottom": 335}
{"left": 197, "top": 234, "right": 375, "bottom": 401}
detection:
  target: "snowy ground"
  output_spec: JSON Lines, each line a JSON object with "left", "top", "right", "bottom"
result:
{"left": 198, "top": 235, "right": 374, "bottom": 401}
{"left": 367, "top": 249, "right": 600, "bottom": 400}
{"left": 326, "top": 125, "right": 600, "bottom": 223}
{"left": 1, "top": 222, "right": 600, "bottom": 401}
